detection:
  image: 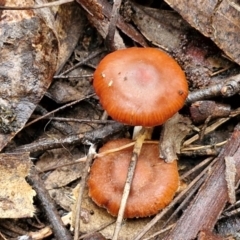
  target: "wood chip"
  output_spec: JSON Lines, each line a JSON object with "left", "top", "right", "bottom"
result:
{"left": 225, "top": 156, "right": 237, "bottom": 204}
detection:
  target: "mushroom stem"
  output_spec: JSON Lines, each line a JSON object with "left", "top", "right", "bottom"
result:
{"left": 112, "top": 127, "right": 152, "bottom": 239}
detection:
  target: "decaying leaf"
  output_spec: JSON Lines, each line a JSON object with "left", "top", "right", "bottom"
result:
{"left": 160, "top": 113, "right": 193, "bottom": 162}
{"left": 71, "top": 189, "right": 164, "bottom": 240}
{"left": 131, "top": 3, "right": 191, "bottom": 51}
{"left": 0, "top": 0, "right": 58, "bottom": 151}
{"left": 53, "top": 1, "right": 87, "bottom": 74}
{"left": 47, "top": 75, "right": 92, "bottom": 104}
{"left": 36, "top": 148, "right": 87, "bottom": 190}
{"left": 164, "top": 0, "right": 240, "bottom": 65}
{"left": 0, "top": 152, "right": 36, "bottom": 218}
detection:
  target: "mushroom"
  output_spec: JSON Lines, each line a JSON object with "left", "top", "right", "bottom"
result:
{"left": 93, "top": 47, "right": 188, "bottom": 237}
{"left": 93, "top": 47, "right": 188, "bottom": 127}
{"left": 88, "top": 138, "right": 179, "bottom": 218}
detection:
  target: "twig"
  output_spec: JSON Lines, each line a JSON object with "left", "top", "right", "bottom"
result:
{"left": 28, "top": 168, "right": 72, "bottom": 240}
{"left": 183, "top": 117, "right": 229, "bottom": 145}
{"left": 163, "top": 176, "right": 205, "bottom": 228}
{"left": 53, "top": 74, "right": 93, "bottom": 79}
{"left": 0, "top": 231, "right": 7, "bottom": 240}
{"left": 143, "top": 224, "right": 174, "bottom": 240}
{"left": 41, "top": 140, "right": 158, "bottom": 172}
{"left": 180, "top": 157, "right": 214, "bottom": 180}
{"left": 105, "top": 0, "right": 123, "bottom": 51}
{"left": 73, "top": 144, "right": 97, "bottom": 240}
{"left": 10, "top": 122, "right": 125, "bottom": 154}
{"left": 79, "top": 220, "right": 115, "bottom": 239}
{"left": 0, "top": 0, "right": 74, "bottom": 10}
{"left": 113, "top": 127, "right": 151, "bottom": 240}
{"left": 24, "top": 93, "right": 95, "bottom": 128}
{"left": 186, "top": 74, "right": 240, "bottom": 104}
{"left": 41, "top": 117, "right": 115, "bottom": 124}
{"left": 35, "top": 105, "right": 74, "bottom": 135}
{"left": 57, "top": 50, "right": 104, "bottom": 76}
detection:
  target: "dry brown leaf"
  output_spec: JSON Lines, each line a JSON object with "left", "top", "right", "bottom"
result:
{"left": 49, "top": 188, "right": 74, "bottom": 212}
{"left": 164, "top": 0, "right": 240, "bottom": 65}
{"left": 160, "top": 113, "right": 193, "bottom": 162}
{"left": 0, "top": 0, "right": 58, "bottom": 151}
{"left": 47, "top": 74, "right": 92, "bottom": 104}
{"left": 71, "top": 188, "right": 166, "bottom": 240}
{"left": 131, "top": 3, "right": 191, "bottom": 51}
{"left": 0, "top": 152, "right": 36, "bottom": 218}
{"left": 54, "top": 1, "right": 87, "bottom": 74}
{"left": 36, "top": 148, "right": 86, "bottom": 190}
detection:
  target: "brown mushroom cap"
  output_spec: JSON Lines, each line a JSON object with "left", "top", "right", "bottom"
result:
{"left": 88, "top": 138, "right": 179, "bottom": 218}
{"left": 93, "top": 47, "right": 188, "bottom": 127}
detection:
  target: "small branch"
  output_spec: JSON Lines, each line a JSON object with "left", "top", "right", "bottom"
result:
{"left": 73, "top": 144, "right": 96, "bottom": 240}
{"left": 56, "top": 50, "right": 104, "bottom": 76}
{"left": 113, "top": 127, "right": 151, "bottom": 240}
{"left": 0, "top": 0, "right": 74, "bottom": 10}
{"left": 186, "top": 74, "right": 240, "bottom": 104}
{"left": 105, "top": 0, "right": 123, "bottom": 51}
{"left": 28, "top": 168, "right": 72, "bottom": 240}
{"left": 43, "top": 117, "right": 115, "bottom": 124}
{"left": 24, "top": 93, "right": 95, "bottom": 128}
{"left": 10, "top": 122, "right": 125, "bottom": 154}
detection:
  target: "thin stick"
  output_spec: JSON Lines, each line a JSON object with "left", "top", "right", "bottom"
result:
{"left": 24, "top": 93, "right": 95, "bottom": 128}
{"left": 28, "top": 168, "right": 72, "bottom": 240}
{"left": 112, "top": 127, "right": 151, "bottom": 240}
{"left": 57, "top": 50, "right": 103, "bottom": 76}
{"left": 73, "top": 144, "right": 97, "bottom": 240}
{"left": 105, "top": 0, "right": 123, "bottom": 51}
{"left": 0, "top": 0, "right": 74, "bottom": 10}
{"left": 41, "top": 140, "right": 158, "bottom": 172}
{"left": 183, "top": 108, "right": 240, "bottom": 146}
{"left": 79, "top": 220, "right": 115, "bottom": 239}
{"left": 143, "top": 224, "right": 175, "bottom": 240}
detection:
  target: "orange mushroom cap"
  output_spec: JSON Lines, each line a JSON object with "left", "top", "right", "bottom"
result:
{"left": 93, "top": 47, "right": 188, "bottom": 127}
{"left": 88, "top": 139, "right": 179, "bottom": 218}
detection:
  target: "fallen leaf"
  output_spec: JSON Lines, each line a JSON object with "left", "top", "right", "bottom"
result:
{"left": 160, "top": 113, "right": 193, "bottom": 162}
{"left": 131, "top": 3, "right": 190, "bottom": 51}
{"left": 71, "top": 189, "right": 165, "bottom": 240}
{"left": 0, "top": 0, "right": 58, "bottom": 150}
{"left": 0, "top": 152, "right": 36, "bottom": 218}
{"left": 36, "top": 148, "right": 86, "bottom": 190}
{"left": 164, "top": 0, "right": 240, "bottom": 65}
{"left": 54, "top": 1, "right": 87, "bottom": 74}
